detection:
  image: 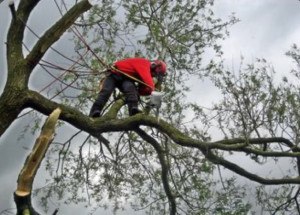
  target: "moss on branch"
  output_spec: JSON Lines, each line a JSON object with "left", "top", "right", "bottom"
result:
{"left": 23, "top": 89, "right": 300, "bottom": 185}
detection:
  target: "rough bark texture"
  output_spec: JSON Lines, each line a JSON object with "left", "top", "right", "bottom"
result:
{"left": 0, "top": 0, "right": 92, "bottom": 138}
{"left": 0, "top": 1, "right": 92, "bottom": 213}
{"left": 16, "top": 91, "right": 300, "bottom": 185}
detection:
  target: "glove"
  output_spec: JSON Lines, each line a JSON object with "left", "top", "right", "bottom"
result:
{"left": 149, "top": 91, "right": 164, "bottom": 108}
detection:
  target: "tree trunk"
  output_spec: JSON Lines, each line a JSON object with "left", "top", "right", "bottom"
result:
{"left": 0, "top": 89, "right": 25, "bottom": 137}
{"left": 14, "top": 192, "right": 39, "bottom": 215}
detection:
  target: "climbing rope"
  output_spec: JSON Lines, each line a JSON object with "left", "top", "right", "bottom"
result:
{"left": 56, "top": 0, "right": 154, "bottom": 90}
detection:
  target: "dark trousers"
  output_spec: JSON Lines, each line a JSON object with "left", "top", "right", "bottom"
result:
{"left": 90, "top": 72, "right": 139, "bottom": 115}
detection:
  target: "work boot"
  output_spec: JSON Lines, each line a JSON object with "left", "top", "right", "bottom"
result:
{"left": 89, "top": 103, "right": 104, "bottom": 118}
{"left": 128, "top": 102, "right": 141, "bottom": 116}
{"left": 89, "top": 110, "right": 101, "bottom": 118}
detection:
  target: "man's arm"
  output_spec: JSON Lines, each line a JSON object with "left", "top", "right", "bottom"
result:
{"left": 134, "top": 60, "right": 155, "bottom": 96}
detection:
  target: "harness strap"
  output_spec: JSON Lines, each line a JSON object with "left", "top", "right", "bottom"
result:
{"left": 109, "top": 65, "right": 154, "bottom": 90}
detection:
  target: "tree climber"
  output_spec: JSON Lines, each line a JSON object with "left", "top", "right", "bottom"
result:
{"left": 89, "top": 58, "right": 167, "bottom": 117}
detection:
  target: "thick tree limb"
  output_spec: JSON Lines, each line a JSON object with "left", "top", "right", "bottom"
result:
{"left": 8, "top": 1, "right": 16, "bottom": 20}
{"left": 17, "top": 0, "right": 41, "bottom": 22}
{"left": 103, "top": 98, "right": 125, "bottom": 119}
{"left": 14, "top": 108, "right": 61, "bottom": 214}
{"left": 23, "top": 89, "right": 300, "bottom": 185}
{"left": 26, "top": 0, "right": 92, "bottom": 70}
{"left": 6, "top": 1, "right": 41, "bottom": 90}
{"left": 0, "top": 87, "right": 30, "bottom": 138}
{"left": 1, "top": 0, "right": 94, "bottom": 138}
{"left": 7, "top": 0, "right": 40, "bottom": 62}
{"left": 204, "top": 150, "right": 300, "bottom": 185}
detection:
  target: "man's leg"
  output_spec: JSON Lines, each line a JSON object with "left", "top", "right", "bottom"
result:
{"left": 89, "top": 75, "right": 116, "bottom": 117}
{"left": 120, "top": 79, "right": 140, "bottom": 116}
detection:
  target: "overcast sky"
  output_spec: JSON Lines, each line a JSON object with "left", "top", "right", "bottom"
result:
{"left": 1, "top": 0, "right": 300, "bottom": 214}
{"left": 216, "top": 0, "right": 300, "bottom": 70}
{"left": 191, "top": 0, "right": 300, "bottom": 108}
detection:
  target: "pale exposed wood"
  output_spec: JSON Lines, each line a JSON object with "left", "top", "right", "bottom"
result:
{"left": 16, "top": 108, "right": 61, "bottom": 195}
{"left": 15, "top": 190, "right": 29, "bottom": 197}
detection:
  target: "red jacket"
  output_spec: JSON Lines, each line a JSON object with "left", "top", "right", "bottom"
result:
{"left": 113, "top": 58, "right": 155, "bottom": 96}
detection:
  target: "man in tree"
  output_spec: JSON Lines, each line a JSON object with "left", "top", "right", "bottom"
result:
{"left": 89, "top": 58, "right": 167, "bottom": 117}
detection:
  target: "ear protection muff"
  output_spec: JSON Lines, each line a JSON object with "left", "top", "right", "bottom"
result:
{"left": 150, "top": 60, "right": 167, "bottom": 83}
{"left": 150, "top": 62, "right": 157, "bottom": 72}
{"left": 150, "top": 61, "right": 163, "bottom": 73}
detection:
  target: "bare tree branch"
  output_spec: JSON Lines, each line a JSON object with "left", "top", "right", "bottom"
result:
{"left": 21, "top": 90, "right": 300, "bottom": 185}
{"left": 135, "top": 128, "right": 177, "bottom": 215}
{"left": 26, "top": 0, "right": 92, "bottom": 70}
